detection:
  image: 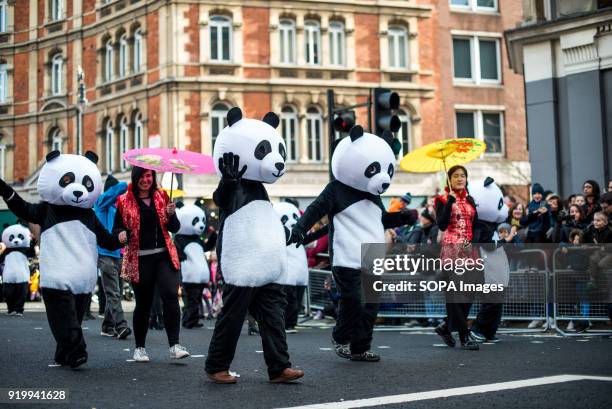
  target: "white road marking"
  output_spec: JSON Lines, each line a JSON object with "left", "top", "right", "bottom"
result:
{"left": 530, "top": 341, "right": 544, "bottom": 344}
{"left": 34, "top": 327, "right": 42, "bottom": 330}
{"left": 377, "top": 346, "right": 391, "bottom": 349}
{"left": 191, "top": 354, "right": 205, "bottom": 358}
{"left": 319, "top": 348, "right": 332, "bottom": 351}
{"left": 48, "top": 364, "right": 61, "bottom": 367}
{"left": 123, "top": 348, "right": 130, "bottom": 352}
{"left": 255, "top": 350, "right": 263, "bottom": 353}
{"left": 275, "top": 375, "right": 612, "bottom": 409}
{"left": 432, "top": 344, "right": 448, "bottom": 347}
{"left": 126, "top": 359, "right": 135, "bottom": 362}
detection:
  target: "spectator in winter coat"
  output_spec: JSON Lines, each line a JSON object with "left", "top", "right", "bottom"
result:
{"left": 583, "top": 180, "right": 602, "bottom": 223}
{"left": 520, "top": 183, "right": 552, "bottom": 243}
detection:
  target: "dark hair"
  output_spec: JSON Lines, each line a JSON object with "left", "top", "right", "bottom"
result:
{"left": 600, "top": 192, "right": 612, "bottom": 205}
{"left": 568, "top": 204, "right": 585, "bottom": 222}
{"left": 583, "top": 179, "right": 601, "bottom": 200}
{"left": 569, "top": 229, "right": 583, "bottom": 243}
{"left": 447, "top": 165, "right": 468, "bottom": 180}
{"left": 508, "top": 202, "right": 525, "bottom": 222}
{"left": 131, "top": 166, "right": 158, "bottom": 196}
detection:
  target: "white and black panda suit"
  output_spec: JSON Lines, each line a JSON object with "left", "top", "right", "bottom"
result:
{"left": 288, "top": 126, "right": 417, "bottom": 360}
{"left": 205, "top": 107, "right": 302, "bottom": 383}
{"left": 0, "top": 151, "right": 122, "bottom": 368}
{"left": 174, "top": 203, "right": 217, "bottom": 328}
{"left": 1, "top": 224, "right": 34, "bottom": 315}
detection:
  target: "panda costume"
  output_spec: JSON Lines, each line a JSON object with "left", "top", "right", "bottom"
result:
{"left": 205, "top": 107, "right": 303, "bottom": 384}
{"left": 288, "top": 126, "right": 417, "bottom": 361}
{"left": 174, "top": 202, "right": 217, "bottom": 328}
{"left": 1, "top": 224, "right": 34, "bottom": 315}
{"left": 0, "top": 151, "right": 122, "bottom": 368}
{"left": 468, "top": 177, "right": 509, "bottom": 342}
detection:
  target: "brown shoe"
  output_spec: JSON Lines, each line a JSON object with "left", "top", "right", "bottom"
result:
{"left": 207, "top": 371, "right": 237, "bottom": 384}
{"left": 269, "top": 368, "right": 304, "bottom": 383}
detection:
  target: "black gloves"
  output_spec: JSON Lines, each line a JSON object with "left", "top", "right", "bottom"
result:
{"left": 0, "top": 178, "right": 14, "bottom": 200}
{"left": 287, "top": 226, "right": 305, "bottom": 248}
{"left": 218, "top": 152, "right": 247, "bottom": 180}
{"left": 401, "top": 209, "right": 418, "bottom": 225}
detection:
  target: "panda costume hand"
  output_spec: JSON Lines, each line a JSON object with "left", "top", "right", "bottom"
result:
{"left": 286, "top": 226, "right": 305, "bottom": 248}
{"left": 218, "top": 152, "right": 247, "bottom": 181}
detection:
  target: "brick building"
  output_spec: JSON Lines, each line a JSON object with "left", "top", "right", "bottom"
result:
{"left": 0, "top": 0, "right": 529, "bottom": 206}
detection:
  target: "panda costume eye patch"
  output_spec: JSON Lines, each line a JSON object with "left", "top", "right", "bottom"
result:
{"left": 279, "top": 143, "right": 286, "bottom": 161}
{"left": 388, "top": 164, "right": 394, "bottom": 178}
{"left": 18, "top": 234, "right": 24, "bottom": 240}
{"left": 59, "top": 172, "right": 75, "bottom": 187}
{"left": 9, "top": 234, "right": 14, "bottom": 241}
{"left": 281, "top": 215, "right": 289, "bottom": 224}
{"left": 255, "top": 140, "right": 272, "bottom": 160}
{"left": 364, "top": 162, "right": 381, "bottom": 178}
{"left": 82, "top": 176, "right": 95, "bottom": 192}
{"left": 192, "top": 217, "right": 200, "bottom": 226}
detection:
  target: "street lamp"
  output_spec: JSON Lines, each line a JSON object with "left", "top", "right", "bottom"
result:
{"left": 76, "top": 66, "right": 88, "bottom": 155}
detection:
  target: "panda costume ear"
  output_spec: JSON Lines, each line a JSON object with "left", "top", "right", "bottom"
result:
{"left": 262, "top": 112, "right": 280, "bottom": 129}
{"left": 349, "top": 125, "right": 363, "bottom": 142}
{"left": 46, "top": 150, "right": 61, "bottom": 162}
{"left": 176, "top": 201, "right": 185, "bottom": 209}
{"left": 227, "top": 107, "right": 243, "bottom": 127}
{"left": 84, "top": 151, "right": 99, "bottom": 164}
{"left": 484, "top": 176, "right": 495, "bottom": 187}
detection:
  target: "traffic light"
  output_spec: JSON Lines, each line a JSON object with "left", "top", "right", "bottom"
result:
{"left": 333, "top": 111, "right": 356, "bottom": 133}
{"left": 373, "top": 88, "right": 400, "bottom": 136}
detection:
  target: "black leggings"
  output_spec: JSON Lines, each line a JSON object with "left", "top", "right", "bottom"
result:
{"left": 132, "top": 252, "right": 181, "bottom": 348}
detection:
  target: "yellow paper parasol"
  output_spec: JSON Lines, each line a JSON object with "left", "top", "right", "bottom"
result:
{"left": 400, "top": 138, "right": 486, "bottom": 173}
{"left": 162, "top": 188, "right": 185, "bottom": 199}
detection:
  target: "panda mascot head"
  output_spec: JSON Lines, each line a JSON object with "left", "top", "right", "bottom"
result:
{"left": 273, "top": 201, "right": 300, "bottom": 233}
{"left": 37, "top": 150, "right": 102, "bottom": 209}
{"left": 213, "top": 107, "right": 285, "bottom": 184}
{"left": 469, "top": 177, "right": 508, "bottom": 223}
{"left": 176, "top": 203, "right": 207, "bottom": 236}
{"left": 331, "top": 126, "right": 400, "bottom": 196}
{"left": 2, "top": 224, "right": 31, "bottom": 249}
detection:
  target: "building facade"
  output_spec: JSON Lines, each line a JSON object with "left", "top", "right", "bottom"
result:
{"left": 506, "top": 0, "right": 612, "bottom": 197}
{"left": 0, "top": 0, "right": 528, "bottom": 207}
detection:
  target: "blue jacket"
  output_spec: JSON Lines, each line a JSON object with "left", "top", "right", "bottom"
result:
{"left": 95, "top": 182, "right": 128, "bottom": 258}
{"left": 520, "top": 200, "right": 552, "bottom": 239}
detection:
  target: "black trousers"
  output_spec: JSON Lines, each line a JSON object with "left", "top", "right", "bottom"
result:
{"left": 206, "top": 283, "right": 291, "bottom": 379}
{"left": 3, "top": 282, "right": 28, "bottom": 314}
{"left": 445, "top": 302, "right": 472, "bottom": 340}
{"left": 41, "top": 288, "right": 89, "bottom": 366}
{"left": 472, "top": 303, "right": 503, "bottom": 339}
{"left": 132, "top": 252, "right": 181, "bottom": 348}
{"left": 182, "top": 283, "right": 204, "bottom": 328}
{"left": 332, "top": 267, "right": 379, "bottom": 354}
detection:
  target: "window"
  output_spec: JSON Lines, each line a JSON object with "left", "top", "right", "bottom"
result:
{"left": 304, "top": 20, "right": 321, "bottom": 65}
{"left": 306, "top": 107, "right": 323, "bottom": 162}
{"left": 0, "top": 63, "right": 7, "bottom": 103}
{"left": 210, "top": 16, "right": 232, "bottom": 62}
{"left": 50, "top": 128, "right": 62, "bottom": 152}
{"left": 119, "top": 117, "right": 129, "bottom": 171}
{"left": 0, "top": 136, "right": 5, "bottom": 180}
{"left": 133, "top": 29, "right": 142, "bottom": 73}
{"left": 388, "top": 26, "right": 408, "bottom": 69}
{"left": 452, "top": 35, "right": 500, "bottom": 84}
{"left": 118, "top": 34, "right": 128, "bottom": 79}
{"left": 133, "top": 114, "right": 144, "bottom": 149}
{"left": 396, "top": 110, "right": 411, "bottom": 160}
{"left": 329, "top": 21, "right": 345, "bottom": 66}
{"left": 279, "top": 19, "right": 296, "bottom": 64}
{"left": 104, "top": 39, "right": 113, "bottom": 82}
{"left": 51, "top": 54, "right": 63, "bottom": 96}
{"left": 50, "top": 0, "right": 63, "bottom": 22}
{"left": 0, "top": 0, "right": 7, "bottom": 32}
{"left": 455, "top": 110, "right": 504, "bottom": 155}
{"left": 105, "top": 120, "right": 114, "bottom": 173}
{"left": 280, "top": 106, "right": 298, "bottom": 163}
{"left": 450, "top": 0, "right": 498, "bottom": 11}
{"left": 210, "top": 103, "right": 229, "bottom": 150}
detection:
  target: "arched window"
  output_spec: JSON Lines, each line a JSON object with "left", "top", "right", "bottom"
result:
{"left": 210, "top": 103, "right": 229, "bottom": 150}
{"left": 210, "top": 16, "right": 232, "bottom": 62}
{"left": 280, "top": 106, "right": 298, "bottom": 163}
{"left": 49, "top": 127, "right": 62, "bottom": 153}
{"left": 304, "top": 20, "right": 321, "bottom": 65}
{"left": 133, "top": 113, "right": 144, "bottom": 149}
{"left": 396, "top": 110, "right": 411, "bottom": 160}
{"left": 279, "top": 19, "right": 296, "bottom": 64}
{"left": 104, "top": 120, "right": 114, "bottom": 173}
{"left": 306, "top": 107, "right": 323, "bottom": 162}
{"left": 0, "top": 61, "right": 7, "bottom": 103}
{"left": 51, "top": 54, "right": 63, "bottom": 95}
{"left": 119, "top": 116, "right": 129, "bottom": 171}
{"left": 118, "top": 34, "right": 128, "bottom": 78}
{"left": 0, "top": 1, "right": 8, "bottom": 33}
{"left": 388, "top": 26, "right": 408, "bottom": 69}
{"left": 50, "top": 0, "right": 63, "bottom": 22}
{"left": 133, "top": 29, "right": 143, "bottom": 73}
{"left": 104, "top": 39, "right": 113, "bottom": 82}
{"left": 329, "top": 21, "right": 345, "bottom": 66}
{"left": 0, "top": 133, "right": 5, "bottom": 180}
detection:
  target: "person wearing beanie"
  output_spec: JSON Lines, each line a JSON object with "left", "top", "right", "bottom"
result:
{"left": 520, "top": 183, "right": 552, "bottom": 244}
{"left": 94, "top": 176, "right": 132, "bottom": 340}
{"left": 583, "top": 180, "right": 602, "bottom": 223}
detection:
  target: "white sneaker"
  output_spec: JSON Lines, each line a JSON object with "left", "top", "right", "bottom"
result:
{"left": 528, "top": 320, "right": 543, "bottom": 329}
{"left": 133, "top": 347, "right": 149, "bottom": 362}
{"left": 169, "top": 344, "right": 190, "bottom": 359}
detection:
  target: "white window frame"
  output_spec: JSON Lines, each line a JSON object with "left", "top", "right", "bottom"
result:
{"left": 304, "top": 20, "right": 321, "bottom": 65}
{"left": 105, "top": 40, "right": 114, "bottom": 82}
{"left": 118, "top": 34, "right": 128, "bottom": 79}
{"left": 0, "top": 1, "right": 8, "bottom": 33}
{"left": 50, "top": 0, "right": 63, "bottom": 22}
{"left": 133, "top": 29, "right": 143, "bottom": 73}
{"left": 449, "top": 0, "right": 498, "bottom": 12}
{"left": 134, "top": 114, "right": 144, "bottom": 149}
{"left": 105, "top": 121, "right": 114, "bottom": 173}
{"left": 209, "top": 16, "right": 232, "bottom": 63}
{"left": 388, "top": 26, "right": 408, "bottom": 69}
{"left": 51, "top": 54, "right": 63, "bottom": 96}
{"left": 279, "top": 19, "right": 296, "bottom": 65}
{"left": 454, "top": 110, "right": 504, "bottom": 156}
{"left": 119, "top": 117, "right": 129, "bottom": 171}
{"left": 396, "top": 111, "right": 411, "bottom": 161}
{"left": 280, "top": 107, "right": 298, "bottom": 163}
{"left": 51, "top": 128, "right": 63, "bottom": 152}
{"left": 0, "top": 63, "right": 7, "bottom": 103}
{"left": 329, "top": 21, "right": 346, "bottom": 67}
{"left": 306, "top": 108, "right": 323, "bottom": 163}
{"left": 0, "top": 143, "right": 5, "bottom": 180}
{"left": 210, "top": 103, "right": 229, "bottom": 150}
{"left": 452, "top": 34, "right": 501, "bottom": 85}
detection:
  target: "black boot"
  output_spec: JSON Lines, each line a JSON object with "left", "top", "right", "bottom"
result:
{"left": 435, "top": 322, "right": 456, "bottom": 347}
